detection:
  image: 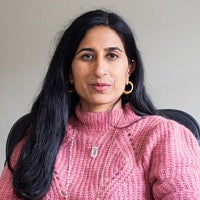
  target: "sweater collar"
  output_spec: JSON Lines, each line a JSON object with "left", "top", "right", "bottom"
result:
{"left": 73, "top": 103, "right": 141, "bottom": 133}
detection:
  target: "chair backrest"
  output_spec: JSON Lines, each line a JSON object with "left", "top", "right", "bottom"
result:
{"left": 158, "top": 109, "right": 200, "bottom": 143}
{"left": 5, "top": 109, "right": 200, "bottom": 165}
{"left": 5, "top": 113, "right": 31, "bottom": 165}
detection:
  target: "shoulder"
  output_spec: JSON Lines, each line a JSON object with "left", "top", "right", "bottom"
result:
{"left": 121, "top": 103, "right": 199, "bottom": 148}
{"left": 122, "top": 103, "right": 187, "bottom": 133}
{"left": 124, "top": 103, "right": 197, "bottom": 140}
{"left": 141, "top": 114, "right": 198, "bottom": 143}
{"left": 122, "top": 110, "right": 200, "bottom": 156}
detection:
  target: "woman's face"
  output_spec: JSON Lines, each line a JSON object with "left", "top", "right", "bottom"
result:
{"left": 71, "top": 26, "right": 135, "bottom": 112}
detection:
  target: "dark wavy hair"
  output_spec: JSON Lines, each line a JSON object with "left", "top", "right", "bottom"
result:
{"left": 10, "top": 9, "right": 157, "bottom": 199}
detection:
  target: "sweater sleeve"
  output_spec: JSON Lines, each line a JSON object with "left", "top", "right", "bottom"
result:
{"left": 0, "top": 140, "right": 25, "bottom": 200}
{"left": 148, "top": 119, "right": 200, "bottom": 200}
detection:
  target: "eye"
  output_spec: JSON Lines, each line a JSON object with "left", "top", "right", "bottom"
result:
{"left": 107, "top": 53, "right": 118, "bottom": 60}
{"left": 81, "top": 54, "right": 94, "bottom": 61}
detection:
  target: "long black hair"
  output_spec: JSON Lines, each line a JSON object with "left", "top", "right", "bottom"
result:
{"left": 10, "top": 9, "right": 157, "bottom": 199}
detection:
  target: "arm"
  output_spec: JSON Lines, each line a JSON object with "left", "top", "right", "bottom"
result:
{"left": 148, "top": 120, "right": 200, "bottom": 199}
{"left": 0, "top": 140, "right": 25, "bottom": 200}
{"left": 0, "top": 164, "right": 18, "bottom": 200}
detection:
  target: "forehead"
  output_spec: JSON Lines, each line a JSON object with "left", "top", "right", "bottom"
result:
{"left": 77, "top": 26, "right": 125, "bottom": 50}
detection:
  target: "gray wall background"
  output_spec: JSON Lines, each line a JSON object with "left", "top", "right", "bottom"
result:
{"left": 0, "top": 0, "right": 200, "bottom": 172}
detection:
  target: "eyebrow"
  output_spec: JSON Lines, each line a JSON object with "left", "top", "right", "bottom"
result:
{"left": 76, "top": 48, "right": 94, "bottom": 55}
{"left": 105, "top": 47, "right": 123, "bottom": 52}
{"left": 76, "top": 47, "right": 123, "bottom": 55}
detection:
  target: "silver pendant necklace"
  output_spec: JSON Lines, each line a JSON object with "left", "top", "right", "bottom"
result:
{"left": 91, "top": 146, "right": 99, "bottom": 158}
{"left": 65, "top": 124, "right": 118, "bottom": 200}
{"left": 83, "top": 114, "right": 122, "bottom": 159}
{"left": 90, "top": 128, "right": 111, "bottom": 159}
{"left": 65, "top": 114, "right": 122, "bottom": 199}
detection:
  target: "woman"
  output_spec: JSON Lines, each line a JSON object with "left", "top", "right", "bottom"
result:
{"left": 0, "top": 9, "right": 200, "bottom": 200}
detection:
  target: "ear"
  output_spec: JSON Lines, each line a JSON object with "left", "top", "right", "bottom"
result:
{"left": 126, "top": 60, "right": 136, "bottom": 84}
{"left": 128, "top": 60, "right": 136, "bottom": 76}
{"left": 69, "top": 72, "right": 74, "bottom": 84}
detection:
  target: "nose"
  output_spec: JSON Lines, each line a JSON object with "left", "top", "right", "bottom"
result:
{"left": 93, "top": 57, "right": 107, "bottom": 77}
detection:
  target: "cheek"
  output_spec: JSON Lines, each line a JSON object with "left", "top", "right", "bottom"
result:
{"left": 71, "top": 63, "right": 81, "bottom": 83}
{"left": 117, "top": 67, "right": 130, "bottom": 85}
{"left": 113, "top": 70, "right": 129, "bottom": 92}
{"left": 71, "top": 67, "right": 87, "bottom": 91}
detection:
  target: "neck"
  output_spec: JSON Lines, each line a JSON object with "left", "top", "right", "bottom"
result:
{"left": 79, "top": 99, "right": 122, "bottom": 112}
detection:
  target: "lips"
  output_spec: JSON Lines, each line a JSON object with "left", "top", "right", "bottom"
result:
{"left": 90, "top": 82, "right": 111, "bottom": 92}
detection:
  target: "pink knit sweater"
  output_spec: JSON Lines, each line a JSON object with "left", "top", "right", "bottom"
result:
{"left": 1, "top": 104, "right": 200, "bottom": 199}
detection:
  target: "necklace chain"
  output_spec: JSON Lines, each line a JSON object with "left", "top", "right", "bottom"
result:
{"left": 96, "top": 127, "right": 118, "bottom": 199}
{"left": 65, "top": 127, "right": 78, "bottom": 199}
{"left": 65, "top": 114, "right": 122, "bottom": 199}
{"left": 65, "top": 125, "right": 119, "bottom": 200}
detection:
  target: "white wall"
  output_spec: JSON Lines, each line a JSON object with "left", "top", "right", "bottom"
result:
{"left": 0, "top": 0, "right": 199, "bottom": 172}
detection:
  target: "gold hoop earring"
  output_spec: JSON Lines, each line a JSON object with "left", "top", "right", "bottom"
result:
{"left": 123, "top": 81, "right": 134, "bottom": 95}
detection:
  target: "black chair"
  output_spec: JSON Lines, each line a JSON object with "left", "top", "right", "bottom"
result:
{"left": 5, "top": 109, "right": 200, "bottom": 165}
{"left": 5, "top": 113, "right": 31, "bottom": 165}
